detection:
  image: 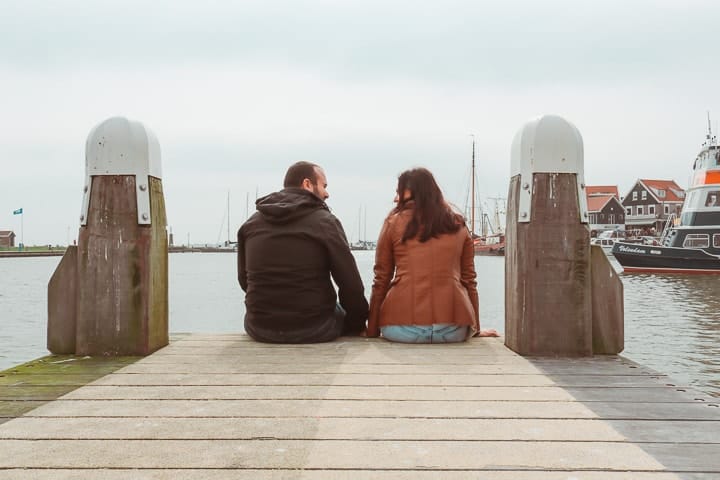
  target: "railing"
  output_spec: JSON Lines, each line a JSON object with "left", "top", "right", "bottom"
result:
{"left": 625, "top": 214, "right": 659, "bottom": 223}
{"left": 659, "top": 213, "right": 676, "bottom": 244}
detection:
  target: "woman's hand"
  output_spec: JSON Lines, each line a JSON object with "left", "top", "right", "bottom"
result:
{"left": 476, "top": 328, "right": 499, "bottom": 337}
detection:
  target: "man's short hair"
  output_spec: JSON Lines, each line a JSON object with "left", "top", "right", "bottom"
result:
{"left": 284, "top": 161, "right": 320, "bottom": 188}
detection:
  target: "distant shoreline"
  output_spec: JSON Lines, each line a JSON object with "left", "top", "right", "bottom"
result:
{"left": 0, "top": 250, "right": 66, "bottom": 258}
{"left": 0, "top": 247, "right": 238, "bottom": 258}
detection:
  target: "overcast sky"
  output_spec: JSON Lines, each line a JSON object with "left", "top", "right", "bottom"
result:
{"left": 2, "top": 0, "right": 719, "bottom": 246}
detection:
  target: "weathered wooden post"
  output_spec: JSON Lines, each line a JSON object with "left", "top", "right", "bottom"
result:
{"left": 505, "top": 114, "right": 623, "bottom": 356}
{"left": 47, "top": 117, "right": 169, "bottom": 356}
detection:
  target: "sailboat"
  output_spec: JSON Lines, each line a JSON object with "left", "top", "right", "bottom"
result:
{"left": 216, "top": 191, "right": 237, "bottom": 250}
{"left": 468, "top": 136, "right": 505, "bottom": 256}
{"left": 350, "top": 205, "right": 373, "bottom": 250}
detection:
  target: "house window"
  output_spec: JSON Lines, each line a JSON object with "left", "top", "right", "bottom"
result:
{"left": 664, "top": 205, "right": 670, "bottom": 214}
{"left": 649, "top": 205, "right": 655, "bottom": 215}
{"left": 608, "top": 214, "right": 616, "bottom": 224}
{"left": 632, "top": 191, "right": 638, "bottom": 200}
{"left": 683, "top": 234, "right": 709, "bottom": 249}
{"left": 714, "top": 234, "right": 720, "bottom": 248}
{"left": 641, "top": 191, "right": 647, "bottom": 200}
{"left": 626, "top": 207, "right": 632, "bottom": 215}
{"left": 657, "top": 189, "right": 666, "bottom": 198}
{"left": 637, "top": 206, "right": 644, "bottom": 215}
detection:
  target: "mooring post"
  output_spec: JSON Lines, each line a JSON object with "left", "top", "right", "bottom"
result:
{"left": 47, "top": 117, "right": 169, "bottom": 356}
{"left": 504, "top": 115, "right": 623, "bottom": 356}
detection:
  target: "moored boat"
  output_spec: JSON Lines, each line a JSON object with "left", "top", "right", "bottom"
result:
{"left": 473, "top": 233, "right": 505, "bottom": 255}
{"left": 466, "top": 136, "right": 506, "bottom": 256}
{"left": 591, "top": 229, "right": 654, "bottom": 254}
{"left": 613, "top": 119, "right": 720, "bottom": 273}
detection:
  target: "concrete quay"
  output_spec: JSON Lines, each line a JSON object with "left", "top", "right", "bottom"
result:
{"left": 1, "top": 334, "right": 719, "bottom": 479}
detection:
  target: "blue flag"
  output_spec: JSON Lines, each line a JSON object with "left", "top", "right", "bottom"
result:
{"left": 13, "top": 208, "right": 22, "bottom": 215}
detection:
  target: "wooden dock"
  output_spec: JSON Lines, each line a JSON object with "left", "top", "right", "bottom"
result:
{"left": 1, "top": 334, "right": 719, "bottom": 479}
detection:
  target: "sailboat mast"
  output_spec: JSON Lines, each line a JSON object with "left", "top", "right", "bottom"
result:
{"left": 471, "top": 135, "right": 476, "bottom": 236}
{"left": 227, "top": 191, "right": 230, "bottom": 244}
{"left": 364, "top": 206, "right": 367, "bottom": 244}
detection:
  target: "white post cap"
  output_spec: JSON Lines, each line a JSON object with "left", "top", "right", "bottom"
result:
{"left": 80, "top": 117, "right": 162, "bottom": 225}
{"left": 510, "top": 115, "right": 588, "bottom": 223}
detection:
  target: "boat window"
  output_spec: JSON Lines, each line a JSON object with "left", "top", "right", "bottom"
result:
{"left": 683, "top": 234, "right": 709, "bottom": 248}
{"left": 714, "top": 234, "right": 720, "bottom": 248}
{"left": 705, "top": 191, "right": 720, "bottom": 207}
{"left": 700, "top": 152, "right": 709, "bottom": 169}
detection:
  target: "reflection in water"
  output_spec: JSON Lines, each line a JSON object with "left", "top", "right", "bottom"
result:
{"left": 621, "top": 272, "right": 720, "bottom": 397}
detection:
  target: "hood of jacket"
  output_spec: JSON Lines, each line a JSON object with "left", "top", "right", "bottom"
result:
{"left": 255, "top": 187, "right": 328, "bottom": 224}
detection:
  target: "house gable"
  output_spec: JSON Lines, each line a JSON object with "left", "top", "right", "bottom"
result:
{"left": 600, "top": 196, "right": 624, "bottom": 215}
{"left": 622, "top": 179, "right": 684, "bottom": 207}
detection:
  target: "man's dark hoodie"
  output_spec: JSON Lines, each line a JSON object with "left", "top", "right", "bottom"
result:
{"left": 238, "top": 187, "right": 369, "bottom": 343}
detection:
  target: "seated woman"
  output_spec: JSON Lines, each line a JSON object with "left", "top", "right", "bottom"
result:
{"left": 367, "top": 168, "right": 499, "bottom": 343}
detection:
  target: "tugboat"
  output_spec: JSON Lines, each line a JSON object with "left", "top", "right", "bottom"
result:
{"left": 613, "top": 118, "right": 720, "bottom": 273}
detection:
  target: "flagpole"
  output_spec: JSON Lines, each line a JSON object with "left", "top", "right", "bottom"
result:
{"left": 21, "top": 211, "right": 23, "bottom": 250}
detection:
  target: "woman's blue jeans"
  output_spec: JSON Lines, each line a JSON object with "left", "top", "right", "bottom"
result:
{"left": 381, "top": 324, "right": 468, "bottom": 344}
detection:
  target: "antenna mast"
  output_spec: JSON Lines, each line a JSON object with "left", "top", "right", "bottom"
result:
{"left": 707, "top": 110, "right": 715, "bottom": 146}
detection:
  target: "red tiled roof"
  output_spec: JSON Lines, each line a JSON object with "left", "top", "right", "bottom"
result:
{"left": 640, "top": 179, "right": 684, "bottom": 202}
{"left": 586, "top": 185, "right": 619, "bottom": 197}
{"left": 586, "top": 194, "right": 614, "bottom": 212}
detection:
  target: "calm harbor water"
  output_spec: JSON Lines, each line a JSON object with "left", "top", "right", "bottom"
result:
{"left": 1, "top": 252, "right": 719, "bottom": 397}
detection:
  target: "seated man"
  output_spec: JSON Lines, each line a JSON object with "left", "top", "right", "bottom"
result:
{"left": 237, "top": 161, "right": 369, "bottom": 343}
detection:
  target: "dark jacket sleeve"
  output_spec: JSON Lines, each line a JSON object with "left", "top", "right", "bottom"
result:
{"left": 237, "top": 226, "right": 248, "bottom": 292}
{"left": 324, "top": 215, "right": 369, "bottom": 333}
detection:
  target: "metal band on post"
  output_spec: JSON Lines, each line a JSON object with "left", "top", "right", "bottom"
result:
{"left": 80, "top": 117, "right": 162, "bottom": 225}
{"left": 510, "top": 115, "right": 588, "bottom": 224}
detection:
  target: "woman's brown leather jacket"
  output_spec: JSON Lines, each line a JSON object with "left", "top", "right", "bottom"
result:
{"left": 367, "top": 205, "right": 479, "bottom": 337}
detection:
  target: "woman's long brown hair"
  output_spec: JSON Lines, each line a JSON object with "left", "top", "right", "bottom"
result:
{"left": 394, "top": 168, "right": 465, "bottom": 243}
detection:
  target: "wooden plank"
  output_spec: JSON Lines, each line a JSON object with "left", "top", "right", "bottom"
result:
{"left": 22, "top": 399, "right": 600, "bottom": 419}
{"left": 0, "top": 439, "right": 671, "bottom": 470}
{"left": 60, "top": 385, "right": 577, "bottom": 401}
{"left": 0, "top": 470, "right": 697, "bottom": 480}
{"left": 88, "top": 373, "right": 560, "bottom": 387}
{"left": 0, "top": 417, "right": 626, "bottom": 441}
